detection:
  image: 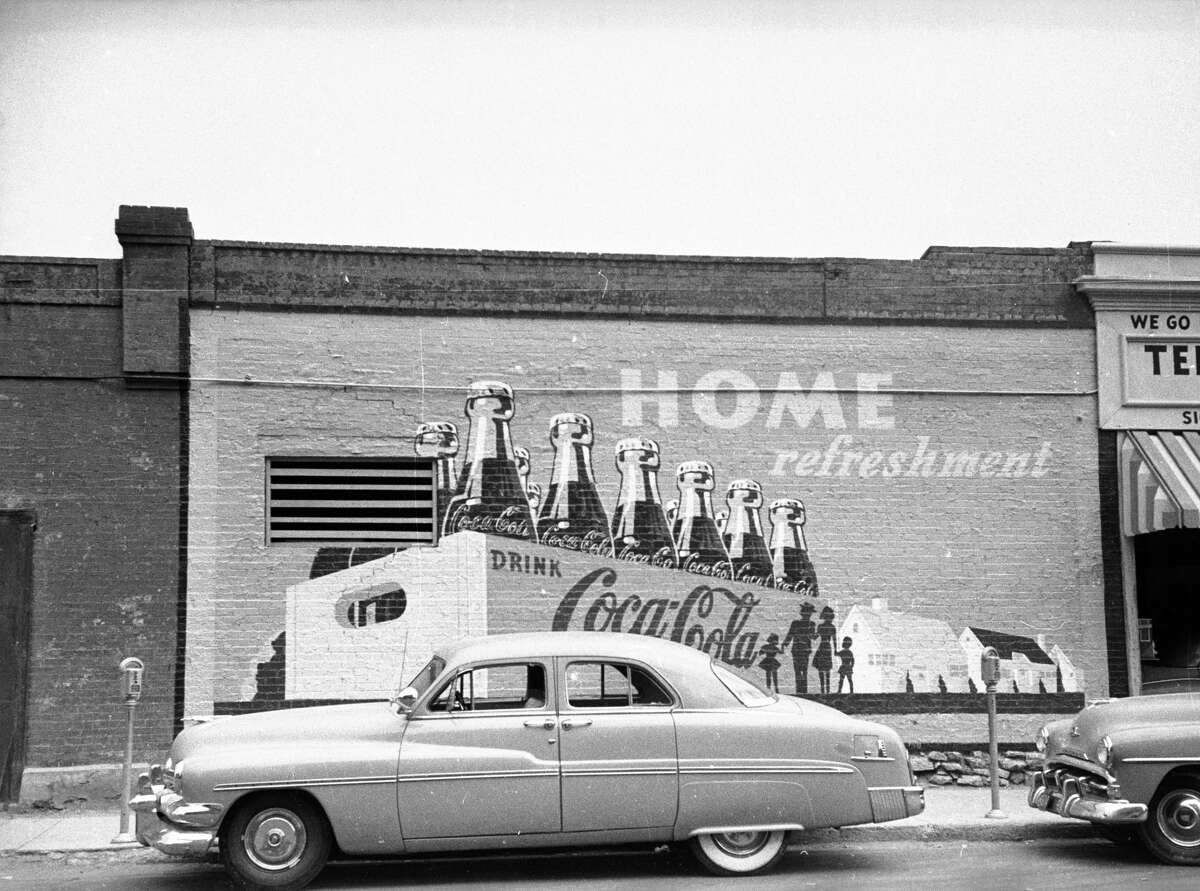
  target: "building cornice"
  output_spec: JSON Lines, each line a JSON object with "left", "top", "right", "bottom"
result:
{"left": 1075, "top": 276, "right": 1200, "bottom": 312}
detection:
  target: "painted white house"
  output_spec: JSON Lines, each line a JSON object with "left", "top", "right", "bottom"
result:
{"left": 960, "top": 627, "right": 1072, "bottom": 693}
{"left": 839, "top": 599, "right": 969, "bottom": 693}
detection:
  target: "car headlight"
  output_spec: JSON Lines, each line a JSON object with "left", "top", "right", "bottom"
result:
{"left": 1096, "top": 735, "right": 1114, "bottom": 771}
{"left": 1035, "top": 725, "right": 1049, "bottom": 753}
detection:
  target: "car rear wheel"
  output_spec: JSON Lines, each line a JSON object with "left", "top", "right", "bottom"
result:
{"left": 220, "top": 792, "right": 332, "bottom": 890}
{"left": 1138, "top": 776, "right": 1200, "bottom": 865}
{"left": 689, "top": 829, "right": 788, "bottom": 876}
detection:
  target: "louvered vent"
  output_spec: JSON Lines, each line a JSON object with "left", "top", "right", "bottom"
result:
{"left": 266, "top": 457, "right": 437, "bottom": 545}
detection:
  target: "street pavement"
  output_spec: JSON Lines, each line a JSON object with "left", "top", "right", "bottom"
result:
{"left": 0, "top": 785, "right": 1085, "bottom": 855}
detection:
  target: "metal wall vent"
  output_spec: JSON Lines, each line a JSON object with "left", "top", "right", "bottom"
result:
{"left": 266, "top": 457, "right": 437, "bottom": 545}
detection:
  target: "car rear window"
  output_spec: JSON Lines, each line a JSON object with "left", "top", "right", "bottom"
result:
{"left": 713, "top": 663, "right": 776, "bottom": 707}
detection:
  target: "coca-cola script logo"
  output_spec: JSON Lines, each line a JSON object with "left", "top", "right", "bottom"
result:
{"left": 615, "top": 543, "right": 677, "bottom": 569}
{"left": 680, "top": 553, "right": 733, "bottom": 579}
{"left": 732, "top": 565, "right": 775, "bottom": 587}
{"left": 539, "top": 527, "right": 612, "bottom": 556}
{"left": 446, "top": 505, "right": 531, "bottom": 539}
{"left": 551, "top": 567, "right": 765, "bottom": 668}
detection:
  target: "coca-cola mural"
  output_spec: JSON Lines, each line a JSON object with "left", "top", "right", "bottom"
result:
{"left": 236, "top": 378, "right": 1084, "bottom": 713}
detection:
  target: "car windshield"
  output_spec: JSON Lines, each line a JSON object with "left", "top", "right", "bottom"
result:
{"left": 403, "top": 655, "right": 447, "bottom": 697}
{"left": 713, "top": 662, "right": 776, "bottom": 707}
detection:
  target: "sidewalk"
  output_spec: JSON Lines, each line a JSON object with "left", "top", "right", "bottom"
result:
{"left": 0, "top": 786, "right": 1089, "bottom": 856}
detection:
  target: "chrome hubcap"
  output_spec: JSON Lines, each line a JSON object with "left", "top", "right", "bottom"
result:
{"left": 1158, "top": 791, "right": 1200, "bottom": 848}
{"left": 244, "top": 808, "right": 307, "bottom": 870}
{"left": 712, "top": 831, "right": 769, "bottom": 857}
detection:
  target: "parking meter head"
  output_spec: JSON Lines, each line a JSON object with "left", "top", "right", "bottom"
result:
{"left": 119, "top": 656, "right": 145, "bottom": 704}
{"left": 980, "top": 647, "right": 1001, "bottom": 688}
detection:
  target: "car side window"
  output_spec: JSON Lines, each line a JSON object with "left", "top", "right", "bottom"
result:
{"left": 565, "top": 661, "right": 673, "bottom": 708}
{"left": 427, "top": 662, "right": 548, "bottom": 712}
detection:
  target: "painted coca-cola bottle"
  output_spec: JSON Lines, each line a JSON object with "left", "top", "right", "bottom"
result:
{"left": 441, "top": 381, "right": 534, "bottom": 541}
{"left": 769, "top": 498, "right": 819, "bottom": 595}
{"left": 536, "top": 412, "right": 613, "bottom": 555}
{"left": 414, "top": 421, "right": 459, "bottom": 529}
{"left": 513, "top": 446, "right": 532, "bottom": 496}
{"left": 672, "top": 461, "right": 732, "bottom": 578}
{"left": 723, "top": 479, "right": 774, "bottom": 586}
{"left": 611, "top": 437, "right": 677, "bottom": 568}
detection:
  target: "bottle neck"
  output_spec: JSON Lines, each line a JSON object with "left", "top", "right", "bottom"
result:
{"left": 726, "top": 503, "right": 765, "bottom": 538}
{"left": 435, "top": 456, "right": 457, "bottom": 491}
{"left": 678, "top": 485, "right": 715, "bottom": 519}
{"left": 461, "top": 414, "right": 515, "bottom": 493}
{"left": 552, "top": 441, "right": 597, "bottom": 489}
{"left": 770, "top": 517, "right": 807, "bottom": 551}
{"left": 617, "top": 464, "right": 661, "bottom": 506}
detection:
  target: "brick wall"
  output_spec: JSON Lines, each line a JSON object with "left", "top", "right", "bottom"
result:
{"left": 0, "top": 258, "right": 181, "bottom": 765}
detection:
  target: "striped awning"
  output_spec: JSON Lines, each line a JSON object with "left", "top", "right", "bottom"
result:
{"left": 1119, "top": 431, "right": 1200, "bottom": 536}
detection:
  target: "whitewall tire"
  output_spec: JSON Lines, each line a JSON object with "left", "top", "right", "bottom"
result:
{"left": 689, "top": 829, "right": 788, "bottom": 876}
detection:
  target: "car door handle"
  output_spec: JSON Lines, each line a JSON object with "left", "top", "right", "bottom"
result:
{"left": 561, "top": 719, "right": 592, "bottom": 730}
{"left": 524, "top": 719, "right": 556, "bottom": 730}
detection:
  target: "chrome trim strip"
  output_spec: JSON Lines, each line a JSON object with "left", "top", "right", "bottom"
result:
{"left": 681, "top": 765, "right": 855, "bottom": 775}
{"left": 852, "top": 756, "right": 896, "bottom": 762}
{"left": 1123, "top": 756, "right": 1200, "bottom": 764}
{"left": 562, "top": 767, "right": 676, "bottom": 778}
{"left": 213, "top": 775, "right": 396, "bottom": 792}
{"left": 396, "top": 769, "right": 560, "bottom": 784}
{"left": 688, "top": 823, "right": 804, "bottom": 838}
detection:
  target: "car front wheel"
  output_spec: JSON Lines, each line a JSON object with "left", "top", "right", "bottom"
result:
{"left": 689, "top": 829, "right": 788, "bottom": 876}
{"left": 1139, "top": 776, "right": 1200, "bottom": 865}
{"left": 220, "top": 792, "right": 332, "bottom": 890}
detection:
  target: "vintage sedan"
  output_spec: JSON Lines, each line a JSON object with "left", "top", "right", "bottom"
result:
{"left": 131, "top": 632, "right": 923, "bottom": 889}
{"left": 1028, "top": 691, "right": 1200, "bottom": 864}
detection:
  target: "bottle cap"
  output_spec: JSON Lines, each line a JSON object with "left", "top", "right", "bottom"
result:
{"left": 727, "top": 479, "right": 762, "bottom": 494}
{"left": 770, "top": 497, "right": 805, "bottom": 513}
{"left": 416, "top": 421, "right": 457, "bottom": 437}
{"left": 615, "top": 437, "right": 659, "bottom": 455}
{"left": 513, "top": 446, "right": 530, "bottom": 460}
{"left": 466, "top": 380, "right": 514, "bottom": 400}
{"left": 677, "top": 460, "right": 714, "bottom": 477}
{"left": 549, "top": 411, "right": 592, "bottom": 430}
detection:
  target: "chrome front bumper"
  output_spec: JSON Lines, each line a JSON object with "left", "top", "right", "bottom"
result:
{"left": 1027, "top": 768, "right": 1148, "bottom": 825}
{"left": 129, "top": 770, "right": 220, "bottom": 857}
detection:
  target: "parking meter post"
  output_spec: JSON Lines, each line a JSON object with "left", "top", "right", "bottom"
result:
{"left": 112, "top": 657, "right": 144, "bottom": 844}
{"left": 980, "top": 646, "right": 1006, "bottom": 820}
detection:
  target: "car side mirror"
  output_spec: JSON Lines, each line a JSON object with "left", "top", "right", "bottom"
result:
{"left": 392, "top": 685, "right": 420, "bottom": 715}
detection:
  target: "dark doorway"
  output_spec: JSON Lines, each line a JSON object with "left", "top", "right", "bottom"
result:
{"left": 1, "top": 509, "right": 35, "bottom": 803}
{"left": 1136, "top": 528, "right": 1200, "bottom": 691}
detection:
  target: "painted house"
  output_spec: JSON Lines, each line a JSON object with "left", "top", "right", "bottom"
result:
{"left": 839, "top": 599, "right": 970, "bottom": 693}
{"left": 961, "top": 627, "right": 1064, "bottom": 693}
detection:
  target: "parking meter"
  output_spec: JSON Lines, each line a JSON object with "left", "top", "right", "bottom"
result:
{"left": 119, "top": 657, "right": 145, "bottom": 705}
{"left": 113, "top": 656, "right": 144, "bottom": 843}
{"left": 980, "top": 647, "right": 1001, "bottom": 689}
{"left": 979, "top": 646, "right": 1005, "bottom": 819}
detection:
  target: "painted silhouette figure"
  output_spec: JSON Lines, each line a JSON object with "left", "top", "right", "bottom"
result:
{"left": 937, "top": 674, "right": 948, "bottom": 693}
{"left": 835, "top": 636, "right": 854, "bottom": 694}
{"left": 968, "top": 676, "right": 978, "bottom": 693}
{"left": 758, "top": 633, "right": 782, "bottom": 693}
{"left": 905, "top": 671, "right": 914, "bottom": 693}
{"left": 782, "top": 602, "right": 817, "bottom": 695}
{"left": 813, "top": 606, "right": 836, "bottom": 694}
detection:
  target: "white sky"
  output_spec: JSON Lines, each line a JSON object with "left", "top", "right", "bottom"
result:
{"left": 1, "top": 0, "right": 1198, "bottom": 260}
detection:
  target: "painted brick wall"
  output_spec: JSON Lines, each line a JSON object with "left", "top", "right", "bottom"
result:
{"left": 186, "top": 301, "right": 1102, "bottom": 742}
{"left": 0, "top": 259, "right": 181, "bottom": 765}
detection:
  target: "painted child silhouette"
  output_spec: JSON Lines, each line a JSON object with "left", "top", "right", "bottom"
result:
{"left": 758, "top": 633, "right": 782, "bottom": 693}
{"left": 835, "top": 636, "right": 854, "bottom": 694}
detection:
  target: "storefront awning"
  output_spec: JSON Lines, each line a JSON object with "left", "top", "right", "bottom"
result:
{"left": 1119, "top": 431, "right": 1200, "bottom": 536}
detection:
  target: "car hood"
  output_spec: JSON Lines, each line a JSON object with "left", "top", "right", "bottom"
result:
{"left": 170, "top": 702, "right": 402, "bottom": 761}
{"left": 1048, "top": 693, "right": 1200, "bottom": 759}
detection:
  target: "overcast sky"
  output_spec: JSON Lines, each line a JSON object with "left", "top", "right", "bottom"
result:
{"left": 1, "top": 0, "right": 1197, "bottom": 260}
